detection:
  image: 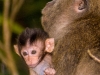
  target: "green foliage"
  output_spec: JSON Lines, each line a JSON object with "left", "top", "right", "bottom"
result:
{"left": 0, "top": 14, "right": 3, "bottom": 26}
{"left": 11, "top": 22, "right": 24, "bottom": 34}
{"left": 0, "top": 48, "right": 6, "bottom": 58}
{"left": 0, "top": 14, "right": 3, "bottom": 41}
{"left": 0, "top": 0, "right": 50, "bottom": 75}
{"left": 16, "top": 0, "right": 50, "bottom": 28}
{"left": 0, "top": 14, "right": 24, "bottom": 35}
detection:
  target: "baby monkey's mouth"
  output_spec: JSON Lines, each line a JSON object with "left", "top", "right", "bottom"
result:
{"left": 28, "top": 57, "right": 41, "bottom": 68}
{"left": 28, "top": 64, "right": 37, "bottom": 68}
{"left": 28, "top": 62, "right": 39, "bottom": 68}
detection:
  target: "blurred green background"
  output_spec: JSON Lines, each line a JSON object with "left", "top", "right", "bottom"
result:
{"left": 0, "top": 0, "right": 50, "bottom": 75}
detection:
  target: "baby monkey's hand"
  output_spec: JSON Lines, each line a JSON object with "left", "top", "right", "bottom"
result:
{"left": 44, "top": 68, "right": 56, "bottom": 75}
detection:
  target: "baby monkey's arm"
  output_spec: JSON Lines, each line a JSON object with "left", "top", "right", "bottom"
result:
{"left": 43, "top": 54, "right": 56, "bottom": 75}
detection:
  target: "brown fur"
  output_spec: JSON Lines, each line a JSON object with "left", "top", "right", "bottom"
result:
{"left": 41, "top": 0, "right": 100, "bottom": 75}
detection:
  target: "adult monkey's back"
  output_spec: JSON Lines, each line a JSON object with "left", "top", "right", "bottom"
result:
{"left": 41, "top": 0, "right": 100, "bottom": 75}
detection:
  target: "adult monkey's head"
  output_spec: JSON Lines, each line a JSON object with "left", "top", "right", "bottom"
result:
{"left": 41, "top": 0, "right": 100, "bottom": 41}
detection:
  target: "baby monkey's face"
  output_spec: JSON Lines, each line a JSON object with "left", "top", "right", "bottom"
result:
{"left": 21, "top": 40, "right": 44, "bottom": 68}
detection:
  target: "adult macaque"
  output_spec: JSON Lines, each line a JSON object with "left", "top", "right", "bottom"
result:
{"left": 41, "top": 0, "right": 100, "bottom": 75}
{"left": 14, "top": 28, "right": 56, "bottom": 75}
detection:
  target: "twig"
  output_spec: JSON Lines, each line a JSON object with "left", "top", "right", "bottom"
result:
{"left": 10, "top": 0, "right": 24, "bottom": 20}
{"left": 3, "top": 0, "right": 19, "bottom": 75}
{"left": 87, "top": 49, "right": 100, "bottom": 63}
{"left": 0, "top": 41, "right": 4, "bottom": 50}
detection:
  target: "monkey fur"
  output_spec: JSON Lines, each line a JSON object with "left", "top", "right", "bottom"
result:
{"left": 41, "top": 0, "right": 100, "bottom": 75}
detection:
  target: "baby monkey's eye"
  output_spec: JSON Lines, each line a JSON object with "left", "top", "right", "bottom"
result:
{"left": 23, "top": 52, "right": 28, "bottom": 56}
{"left": 31, "top": 50, "right": 36, "bottom": 54}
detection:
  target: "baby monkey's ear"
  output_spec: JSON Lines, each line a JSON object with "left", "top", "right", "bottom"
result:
{"left": 14, "top": 45, "right": 20, "bottom": 56}
{"left": 45, "top": 38, "right": 54, "bottom": 53}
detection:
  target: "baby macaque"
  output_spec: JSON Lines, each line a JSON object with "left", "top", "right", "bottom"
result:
{"left": 14, "top": 28, "right": 56, "bottom": 75}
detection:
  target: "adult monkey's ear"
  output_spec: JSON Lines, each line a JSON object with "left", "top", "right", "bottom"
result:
{"left": 45, "top": 38, "right": 54, "bottom": 53}
{"left": 14, "top": 45, "right": 20, "bottom": 56}
{"left": 74, "top": 0, "right": 87, "bottom": 11}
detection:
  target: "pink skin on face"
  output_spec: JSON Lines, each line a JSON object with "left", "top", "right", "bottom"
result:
{"left": 21, "top": 40, "right": 44, "bottom": 68}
